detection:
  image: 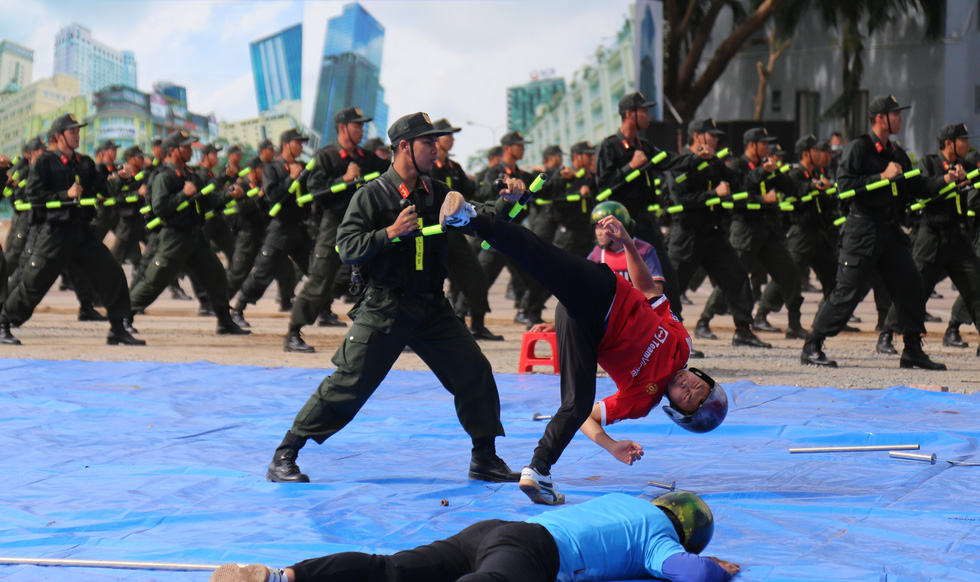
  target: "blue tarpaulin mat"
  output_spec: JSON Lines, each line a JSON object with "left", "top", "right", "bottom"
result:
{"left": 1, "top": 358, "right": 978, "bottom": 581}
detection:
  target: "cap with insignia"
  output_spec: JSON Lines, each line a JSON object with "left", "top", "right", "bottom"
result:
{"left": 431, "top": 118, "right": 462, "bottom": 134}
{"left": 500, "top": 130, "right": 530, "bottom": 146}
{"left": 123, "top": 145, "right": 144, "bottom": 160}
{"left": 151, "top": 138, "right": 163, "bottom": 147}
{"left": 487, "top": 146, "right": 503, "bottom": 158}
{"left": 618, "top": 91, "right": 656, "bottom": 114}
{"left": 163, "top": 130, "right": 196, "bottom": 151}
{"left": 387, "top": 112, "right": 453, "bottom": 145}
{"left": 50, "top": 113, "right": 89, "bottom": 135}
{"left": 100, "top": 140, "right": 119, "bottom": 151}
{"left": 688, "top": 118, "right": 725, "bottom": 136}
{"left": 335, "top": 106, "right": 373, "bottom": 126}
{"left": 868, "top": 95, "right": 911, "bottom": 119}
{"left": 937, "top": 123, "right": 973, "bottom": 144}
{"left": 227, "top": 144, "right": 243, "bottom": 155}
{"left": 794, "top": 135, "right": 819, "bottom": 155}
{"left": 246, "top": 155, "right": 263, "bottom": 170}
{"left": 257, "top": 138, "right": 275, "bottom": 151}
{"left": 279, "top": 128, "right": 309, "bottom": 146}
{"left": 743, "top": 127, "right": 778, "bottom": 145}
{"left": 200, "top": 143, "right": 222, "bottom": 156}
{"left": 570, "top": 141, "right": 595, "bottom": 155}
{"left": 27, "top": 137, "right": 45, "bottom": 152}
{"left": 363, "top": 137, "right": 386, "bottom": 151}
{"left": 542, "top": 145, "right": 563, "bottom": 157}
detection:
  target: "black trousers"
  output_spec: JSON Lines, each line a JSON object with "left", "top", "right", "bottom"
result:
{"left": 447, "top": 231, "right": 492, "bottom": 321}
{"left": 289, "top": 212, "right": 344, "bottom": 329}
{"left": 811, "top": 217, "right": 926, "bottom": 339}
{"left": 238, "top": 220, "right": 312, "bottom": 306}
{"left": 129, "top": 228, "right": 231, "bottom": 314}
{"left": 476, "top": 215, "right": 617, "bottom": 474}
{"left": 289, "top": 520, "right": 559, "bottom": 582}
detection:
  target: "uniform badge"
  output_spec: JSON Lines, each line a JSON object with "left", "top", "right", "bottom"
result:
{"left": 646, "top": 383, "right": 658, "bottom": 395}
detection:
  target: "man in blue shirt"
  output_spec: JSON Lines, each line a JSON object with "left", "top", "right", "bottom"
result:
{"left": 208, "top": 492, "right": 740, "bottom": 582}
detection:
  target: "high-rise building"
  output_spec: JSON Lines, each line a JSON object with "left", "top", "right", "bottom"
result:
{"left": 219, "top": 99, "right": 320, "bottom": 153}
{"left": 507, "top": 77, "right": 566, "bottom": 134}
{"left": 250, "top": 24, "right": 302, "bottom": 113}
{"left": 0, "top": 41, "right": 34, "bottom": 94}
{"left": 0, "top": 73, "right": 80, "bottom": 155}
{"left": 312, "top": 3, "right": 388, "bottom": 144}
{"left": 153, "top": 80, "right": 187, "bottom": 105}
{"left": 54, "top": 23, "right": 137, "bottom": 95}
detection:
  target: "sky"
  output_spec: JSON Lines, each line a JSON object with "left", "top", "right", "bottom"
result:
{"left": 1, "top": 0, "right": 636, "bottom": 170}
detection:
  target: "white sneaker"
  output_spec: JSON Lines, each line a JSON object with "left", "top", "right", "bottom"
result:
{"left": 440, "top": 190, "right": 477, "bottom": 227}
{"left": 519, "top": 466, "right": 565, "bottom": 505}
{"left": 209, "top": 563, "right": 287, "bottom": 582}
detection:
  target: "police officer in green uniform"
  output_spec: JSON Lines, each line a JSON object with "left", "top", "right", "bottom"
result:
{"left": 283, "top": 107, "right": 388, "bottom": 352}
{"left": 801, "top": 95, "right": 954, "bottom": 369}
{"left": 880, "top": 123, "right": 980, "bottom": 355}
{"left": 198, "top": 143, "right": 240, "bottom": 263}
{"left": 232, "top": 129, "right": 315, "bottom": 327}
{"left": 92, "top": 139, "right": 121, "bottom": 242}
{"left": 0, "top": 114, "right": 142, "bottom": 346}
{"left": 474, "top": 146, "right": 503, "bottom": 192}
{"left": 551, "top": 141, "right": 599, "bottom": 257}
{"left": 363, "top": 136, "right": 390, "bottom": 161}
{"left": 726, "top": 127, "right": 804, "bottom": 338}
{"left": 943, "top": 149, "right": 980, "bottom": 354}
{"left": 108, "top": 145, "right": 149, "bottom": 266}
{"left": 224, "top": 156, "right": 267, "bottom": 299}
{"left": 4, "top": 140, "right": 41, "bottom": 273}
{"left": 596, "top": 92, "right": 687, "bottom": 319}
{"left": 665, "top": 119, "right": 771, "bottom": 348}
{"left": 266, "top": 112, "right": 520, "bottom": 484}
{"left": 429, "top": 118, "right": 502, "bottom": 341}
{"left": 129, "top": 130, "right": 250, "bottom": 336}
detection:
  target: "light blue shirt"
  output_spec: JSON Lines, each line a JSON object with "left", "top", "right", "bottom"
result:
{"left": 527, "top": 493, "right": 685, "bottom": 581}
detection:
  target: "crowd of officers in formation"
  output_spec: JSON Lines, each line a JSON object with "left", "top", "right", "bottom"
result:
{"left": 1, "top": 91, "right": 979, "bottom": 370}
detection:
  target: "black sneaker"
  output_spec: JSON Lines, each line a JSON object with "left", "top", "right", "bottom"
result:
{"left": 283, "top": 331, "right": 315, "bottom": 353}
{"left": 943, "top": 328, "right": 969, "bottom": 348}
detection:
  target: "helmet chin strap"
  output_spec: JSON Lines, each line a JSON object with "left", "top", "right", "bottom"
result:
{"left": 408, "top": 138, "right": 425, "bottom": 176}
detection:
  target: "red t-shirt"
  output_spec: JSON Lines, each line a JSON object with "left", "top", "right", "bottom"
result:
{"left": 596, "top": 275, "right": 692, "bottom": 425}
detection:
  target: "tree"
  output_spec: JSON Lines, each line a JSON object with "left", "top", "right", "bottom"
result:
{"left": 663, "top": 0, "right": 788, "bottom": 120}
{"left": 775, "top": 0, "right": 941, "bottom": 136}
{"left": 751, "top": 26, "right": 791, "bottom": 121}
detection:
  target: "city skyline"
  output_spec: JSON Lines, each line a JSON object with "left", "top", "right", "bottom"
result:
{"left": 251, "top": 23, "right": 303, "bottom": 114}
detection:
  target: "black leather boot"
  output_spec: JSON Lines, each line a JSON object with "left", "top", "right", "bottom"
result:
{"left": 943, "top": 326, "right": 968, "bottom": 348}
{"left": 784, "top": 313, "right": 808, "bottom": 340}
{"left": 0, "top": 320, "right": 21, "bottom": 345}
{"left": 694, "top": 319, "right": 717, "bottom": 340}
{"left": 108, "top": 319, "right": 146, "bottom": 346}
{"left": 122, "top": 316, "right": 138, "bottom": 334}
{"left": 752, "top": 309, "right": 782, "bottom": 333}
{"left": 876, "top": 331, "right": 898, "bottom": 355}
{"left": 900, "top": 334, "right": 946, "bottom": 370}
{"left": 801, "top": 336, "right": 837, "bottom": 367}
{"left": 283, "top": 329, "right": 315, "bottom": 353}
{"left": 78, "top": 302, "right": 108, "bottom": 322}
{"left": 217, "top": 312, "right": 251, "bottom": 335}
{"left": 733, "top": 326, "right": 771, "bottom": 348}
{"left": 229, "top": 304, "right": 250, "bottom": 329}
{"left": 469, "top": 437, "right": 520, "bottom": 482}
{"left": 266, "top": 431, "right": 310, "bottom": 483}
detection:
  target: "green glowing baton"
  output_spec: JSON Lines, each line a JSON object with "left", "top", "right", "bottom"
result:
{"left": 481, "top": 172, "right": 547, "bottom": 250}
{"left": 837, "top": 169, "right": 920, "bottom": 200}
{"left": 393, "top": 224, "right": 446, "bottom": 243}
{"left": 295, "top": 171, "right": 382, "bottom": 206}
{"left": 596, "top": 151, "right": 668, "bottom": 201}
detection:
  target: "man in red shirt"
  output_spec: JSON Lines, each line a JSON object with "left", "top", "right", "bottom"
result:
{"left": 441, "top": 189, "right": 728, "bottom": 506}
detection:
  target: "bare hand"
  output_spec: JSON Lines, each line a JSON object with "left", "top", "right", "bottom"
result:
{"left": 881, "top": 161, "right": 902, "bottom": 181}
{"left": 814, "top": 177, "right": 831, "bottom": 190}
{"left": 629, "top": 149, "right": 648, "bottom": 170}
{"left": 225, "top": 164, "right": 239, "bottom": 178}
{"left": 529, "top": 323, "right": 556, "bottom": 333}
{"left": 708, "top": 557, "right": 741, "bottom": 576}
{"left": 230, "top": 184, "right": 244, "bottom": 198}
{"left": 117, "top": 165, "right": 132, "bottom": 180}
{"left": 763, "top": 190, "right": 778, "bottom": 204}
{"left": 580, "top": 184, "right": 591, "bottom": 197}
{"left": 387, "top": 205, "right": 419, "bottom": 239}
{"left": 762, "top": 159, "right": 778, "bottom": 173}
{"left": 289, "top": 163, "right": 303, "bottom": 179}
{"left": 598, "top": 215, "right": 631, "bottom": 246}
{"left": 610, "top": 439, "right": 644, "bottom": 465}
{"left": 0, "top": 155, "right": 9, "bottom": 168}
{"left": 343, "top": 162, "right": 360, "bottom": 182}
{"left": 559, "top": 166, "right": 575, "bottom": 180}
{"left": 67, "top": 183, "right": 83, "bottom": 199}
{"left": 499, "top": 177, "right": 526, "bottom": 203}
{"left": 715, "top": 181, "right": 731, "bottom": 197}
{"left": 182, "top": 181, "right": 197, "bottom": 197}
{"left": 138, "top": 185, "right": 148, "bottom": 196}
{"left": 947, "top": 164, "right": 967, "bottom": 184}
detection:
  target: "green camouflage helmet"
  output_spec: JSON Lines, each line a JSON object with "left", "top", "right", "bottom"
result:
{"left": 590, "top": 201, "right": 632, "bottom": 229}
{"left": 652, "top": 490, "right": 714, "bottom": 554}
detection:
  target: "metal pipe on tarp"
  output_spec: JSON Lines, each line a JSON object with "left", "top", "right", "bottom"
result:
{"left": 0, "top": 557, "right": 218, "bottom": 572}
{"left": 789, "top": 444, "right": 919, "bottom": 454}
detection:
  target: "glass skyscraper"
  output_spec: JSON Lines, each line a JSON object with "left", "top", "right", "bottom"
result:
{"left": 250, "top": 23, "right": 302, "bottom": 114}
{"left": 312, "top": 3, "right": 388, "bottom": 144}
{"left": 54, "top": 24, "right": 137, "bottom": 95}
{"left": 507, "top": 78, "right": 566, "bottom": 134}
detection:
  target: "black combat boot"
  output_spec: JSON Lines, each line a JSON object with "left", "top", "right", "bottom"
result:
{"left": 785, "top": 312, "right": 808, "bottom": 340}
{"left": 230, "top": 299, "right": 250, "bottom": 328}
{"left": 900, "top": 334, "right": 946, "bottom": 370}
{"left": 217, "top": 312, "right": 251, "bottom": 335}
{"left": 107, "top": 319, "right": 146, "bottom": 346}
{"left": 943, "top": 326, "right": 968, "bottom": 348}
{"left": 469, "top": 313, "right": 503, "bottom": 341}
{"left": 876, "top": 331, "right": 898, "bottom": 355}
{"left": 0, "top": 319, "right": 21, "bottom": 345}
{"left": 752, "top": 308, "right": 782, "bottom": 333}
{"left": 78, "top": 302, "right": 108, "bottom": 322}
{"left": 469, "top": 437, "right": 520, "bottom": 482}
{"left": 283, "top": 327, "right": 315, "bottom": 353}
{"left": 801, "top": 335, "right": 837, "bottom": 367}
{"left": 267, "top": 431, "right": 310, "bottom": 483}
{"left": 733, "top": 325, "right": 771, "bottom": 348}
{"left": 694, "top": 319, "right": 717, "bottom": 340}
{"left": 122, "top": 316, "right": 139, "bottom": 334}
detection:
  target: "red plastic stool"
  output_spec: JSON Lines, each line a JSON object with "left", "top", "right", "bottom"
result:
{"left": 518, "top": 331, "right": 560, "bottom": 374}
